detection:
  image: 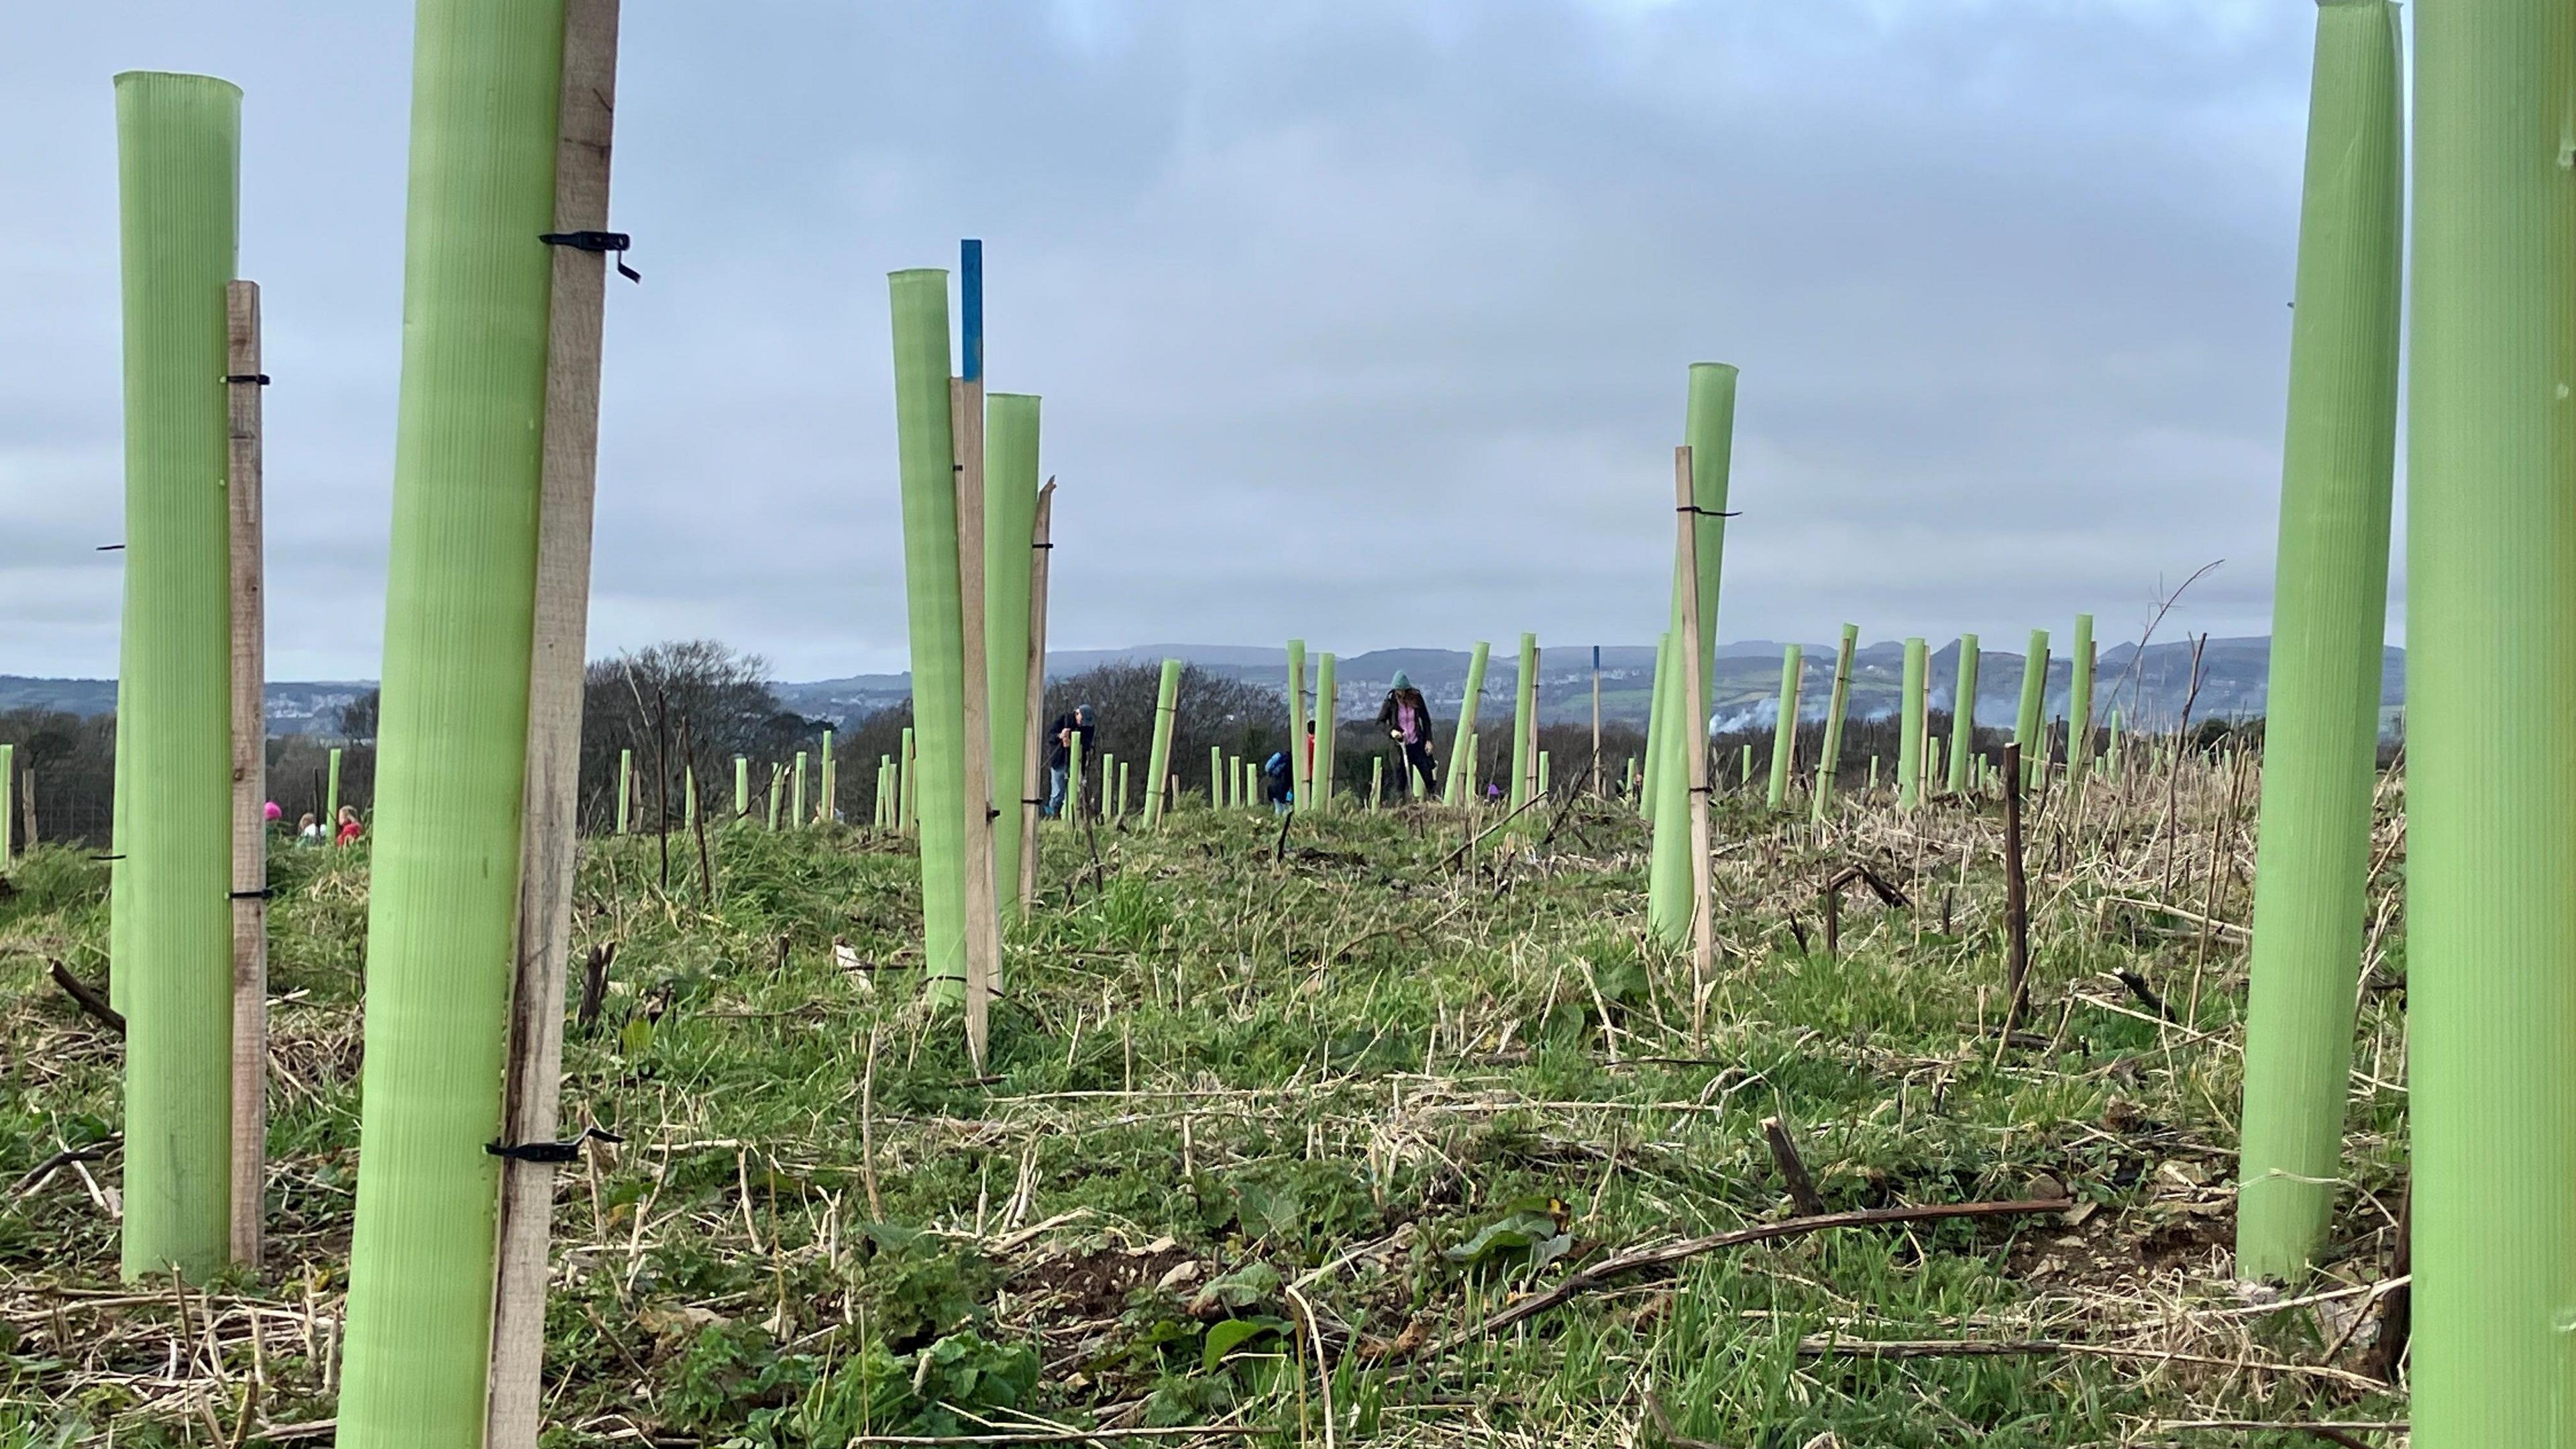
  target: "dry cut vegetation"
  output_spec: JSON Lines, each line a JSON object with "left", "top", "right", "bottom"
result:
{"left": 1, "top": 747, "right": 2409, "bottom": 1447}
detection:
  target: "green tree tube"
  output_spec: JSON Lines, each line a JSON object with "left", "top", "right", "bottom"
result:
{"left": 684, "top": 767, "right": 697, "bottom": 830}
{"left": 1371, "top": 755, "right": 1384, "bottom": 809}
{"left": 1508, "top": 633, "right": 1538, "bottom": 812}
{"left": 820, "top": 729, "right": 834, "bottom": 823}
{"left": 2013, "top": 629, "right": 2049, "bottom": 771}
{"left": 2408, "top": 1, "right": 2576, "bottom": 1437}
{"left": 1538, "top": 750, "right": 1550, "bottom": 797}
{"left": 1067, "top": 735, "right": 1085, "bottom": 821}
{"left": 1765, "top": 646, "right": 1803, "bottom": 810}
{"left": 900, "top": 728, "right": 917, "bottom": 832}
{"left": 766, "top": 764, "right": 784, "bottom": 830}
{"left": 111, "top": 69, "right": 240, "bottom": 1283}
{"left": 615, "top": 749, "right": 632, "bottom": 833}
{"left": 1869, "top": 755, "right": 1880, "bottom": 791}
{"left": 1738, "top": 743, "right": 1752, "bottom": 790}
{"left": 2067, "top": 614, "right": 2097, "bottom": 772}
{"left": 888, "top": 268, "right": 969, "bottom": 1001}
{"left": 334, "top": 3, "right": 562, "bottom": 1434}
{"left": 1897, "top": 639, "right": 1929, "bottom": 810}
{"left": 1444, "top": 641, "right": 1491, "bottom": 806}
{"left": 1286, "top": 639, "right": 1309, "bottom": 809}
{"left": 734, "top": 756, "right": 748, "bottom": 818}
{"left": 1098, "top": 751, "right": 1115, "bottom": 818}
{"left": 792, "top": 751, "right": 807, "bottom": 828}
{"left": 1209, "top": 745, "right": 1224, "bottom": 807}
{"left": 1650, "top": 367, "right": 1740, "bottom": 838}
{"left": 985, "top": 393, "right": 1041, "bottom": 911}
{"left": 1313, "top": 653, "right": 1338, "bottom": 812}
{"left": 1143, "top": 657, "right": 1181, "bottom": 826}
{"left": 2236, "top": 0, "right": 2404, "bottom": 1286}
{"left": 1115, "top": 761, "right": 1130, "bottom": 822}
{"left": 1642, "top": 630, "right": 1670, "bottom": 821}
{"left": 1811, "top": 624, "right": 1860, "bottom": 821}
{"left": 327, "top": 747, "right": 344, "bottom": 836}
{"left": 1, "top": 743, "right": 13, "bottom": 862}
{"left": 2107, "top": 709, "right": 2123, "bottom": 776}
{"left": 1947, "top": 635, "right": 1980, "bottom": 793}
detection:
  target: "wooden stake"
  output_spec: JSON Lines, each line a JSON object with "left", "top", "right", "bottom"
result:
{"left": 224, "top": 280, "right": 266, "bottom": 1270}
{"left": 1673, "top": 447, "right": 1715, "bottom": 1044}
{"left": 490, "top": 3, "right": 620, "bottom": 1440}
{"left": 2000, "top": 741, "right": 2032, "bottom": 1035}
{"left": 952, "top": 244, "right": 1000, "bottom": 1069}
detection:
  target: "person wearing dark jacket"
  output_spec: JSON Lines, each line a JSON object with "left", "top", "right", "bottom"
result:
{"left": 1044, "top": 704, "right": 1095, "bottom": 818}
{"left": 1376, "top": 672, "right": 1439, "bottom": 798}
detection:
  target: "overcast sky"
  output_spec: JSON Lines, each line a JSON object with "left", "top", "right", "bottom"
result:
{"left": 0, "top": 1, "right": 2387, "bottom": 682}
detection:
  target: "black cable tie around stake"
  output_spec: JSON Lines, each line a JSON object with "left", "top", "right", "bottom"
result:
{"left": 538, "top": 229, "right": 641, "bottom": 282}
{"left": 92, "top": 854, "right": 125, "bottom": 861}
{"left": 96, "top": 544, "right": 125, "bottom": 552}
{"left": 229, "top": 887, "right": 274, "bottom": 900}
{"left": 223, "top": 373, "right": 271, "bottom": 385}
{"left": 487, "top": 1126, "right": 624, "bottom": 1165}
{"left": 1674, "top": 505, "right": 1741, "bottom": 518}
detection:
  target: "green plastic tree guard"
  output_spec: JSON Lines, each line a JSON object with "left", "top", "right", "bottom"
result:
{"left": 1067, "top": 735, "right": 1085, "bottom": 821}
{"left": 327, "top": 747, "right": 344, "bottom": 836}
{"left": 2408, "top": 1, "right": 2576, "bottom": 1438}
{"left": 1209, "top": 745, "right": 1223, "bottom": 808}
{"left": 615, "top": 749, "right": 632, "bottom": 833}
{"left": 2067, "top": 614, "right": 2097, "bottom": 773}
{"left": 900, "top": 727, "right": 917, "bottom": 831}
{"left": 1739, "top": 743, "right": 1752, "bottom": 792}
{"left": 2235, "top": 0, "right": 2404, "bottom": 1287}
{"left": 1, "top": 743, "right": 13, "bottom": 862}
{"left": 1313, "top": 653, "right": 1338, "bottom": 812}
{"left": 1286, "top": 640, "right": 1309, "bottom": 810}
{"left": 1143, "top": 658, "right": 1182, "bottom": 827}
{"left": 1947, "top": 635, "right": 1980, "bottom": 793}
{"left": 792, "top": 751, "right": 807, "bottom": 828}
{"left": 1508, "top": 634, "right": 1538, "bottom": 814}
{"left": 1648, "top": 365, "right": 1738, "bottom": 882}
{"left": 1371, "top": 755, "right": 1384, "bottom": 809}
{"left": 2107, "top": 709, "right": 2123, "bottom": 777}
{"left": 111, "top": 69, "right": 240, "bottom": 1283}
{"left": 1897, "top": 639, "right": 1929, "bottom": 810}
{"left": 335, "top": 4, "right": 563, "bottom": 1436}
{"left": 888, "top": 268, "right": 969, "bottom": 1000}
{"left": 1811, "top": 624, "right": 1859, "bottom": 821}
{"left": 820, "top": 729, "right": 834, "bottom": 822}
{"left": 1765, "top": 646, "right": 1803, "bottom": 810}
{"left": 985, "top": 393, "right": 1042, "bottom": 906}
{"left": 2013, "top": 629, "right": 2049, "bottom": 786}
{"left": 1444, "top": 641, "right": 1491, "bottom": 806}
{"left": 734, "top": 756, "right": 749, "bottom": 818}
{"left": 1642, "top": 630, "right": 1670, "bottom": 821}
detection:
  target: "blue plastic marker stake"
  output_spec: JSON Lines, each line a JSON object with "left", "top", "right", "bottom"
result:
{"left": 959, "top": 239, "right": 984, "bottom": 382}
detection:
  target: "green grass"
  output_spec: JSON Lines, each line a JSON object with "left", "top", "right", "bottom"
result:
{"left": 0, "top": 769, "right": 2408, "bottom": 1446}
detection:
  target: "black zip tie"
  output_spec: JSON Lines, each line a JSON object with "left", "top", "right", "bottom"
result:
{"left": 97, "top": 544, "right": 125, "bottom": 552}
{"left": 539, "top": 229, "right": 641, "bottom": 282}
{"left": 229, "top": 887, "right": 274, "bottom": 900}
{"left": 93, "top": 854, "right": 126, "bottom": 861}
{"left": 487, "top": 1125, "right": 624, "bottom": 1165}
{"left": 1021, "top": 798, "right": 1046, "bottom": 806}
{"left": 1032, "top": 541, "right": 1055, "bottom": 549}
{"left": 1675, "top": 505, "right": 1740, "bottom": 518}
{"left": 223, "top": 373, "right": 271, "bottom": 385}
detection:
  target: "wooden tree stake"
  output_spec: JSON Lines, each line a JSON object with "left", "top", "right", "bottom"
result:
{"left": 224, "top": 279, "right": 266, "bottom": 1270}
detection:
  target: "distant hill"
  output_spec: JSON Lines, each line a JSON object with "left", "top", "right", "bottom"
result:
{"left": 1, "top": 634, "right": 2405, "bottom": 737}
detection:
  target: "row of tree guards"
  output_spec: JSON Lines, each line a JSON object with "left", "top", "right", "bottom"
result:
{"left": 69, "top": 0, "right": 2559, "bottom": 1440}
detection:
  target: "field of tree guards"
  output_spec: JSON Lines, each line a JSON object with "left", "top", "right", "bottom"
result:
{"left": 7, "top": 0, "right": 2566, "bottom": 1445}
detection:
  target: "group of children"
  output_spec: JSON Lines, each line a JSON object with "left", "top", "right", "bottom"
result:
{"left": 260, "top": 798, "right": 364, "bottom": 847}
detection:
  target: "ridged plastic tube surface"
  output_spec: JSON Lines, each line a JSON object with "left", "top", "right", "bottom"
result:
{"left": 2013, "top": 629, "right": 2049, "bottom": 770}
{"left": 888, "top": 270, "right": 968, "bottom": 998}
{"left": 1641, "top": 631, "right": 1670, "bottom": 822}
{"left": 2067, "top": 613, "right": 2096, "bottom": 769}
{"left": 2235, "top": 0, "right": 2402, "bottom": 1285}
{"left": 2406, "top": 1, "right": 2576, "bottom": 1440}
{"left": 1287, "top": 641, "right": 1309, "bottom": 807}
{"left": 336, "top": 3, "right": 563, "bottom": 1440}
{"left": 1946, "top": 635, "right": 1980, "bottom": 793}
{"left": 1765, "top": 647, "right": 1802, "bottom": 810}
{"left": 1144, "top": 659, "right": 1181, "bottom": 826}
{"left": 1508, "top": 634, "right": 1538, "bottom": 813}
{"left": 1313, "top": 653, "right": 1338, "bottom": 812}
{"left": 113, "top": 70, "right": 240, "bottom": 1283}
{"left": 985, "top": 394, "right": 1041, "bottom": 906}
{"left": 1648, "top": 367, "right": 1737, "bottom": 930}
{"left": 1896, "top": 639, "right": 1927, "bottom": 810}
{"left": 1444, "top": 641, "right": 1490, "bottom": 806}
{"left": 1811, "top": 625, "right": 1858, "bottom": 821}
